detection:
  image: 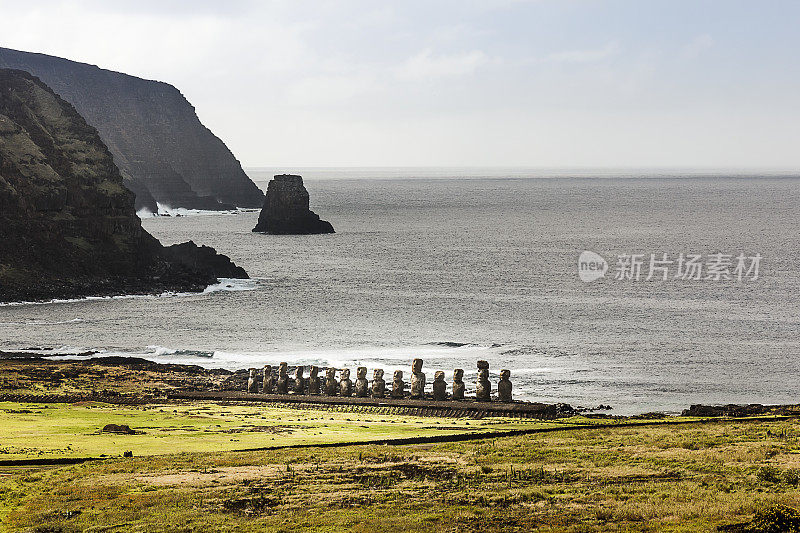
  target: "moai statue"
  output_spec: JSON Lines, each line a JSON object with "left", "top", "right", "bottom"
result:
{"left": 432, "top": 371, "right": 447, "bottom": 401}
{"left": 293, "top": 366, "right": 305, "bottom": 394}
{"left": 355, "top": 367, "right": 369, "bottom": 397}
{"left": 371, "top": 369, "right": 386, "bottom": 398}
{"left": 247, "top": 368, "right": 258, "bottom": 393}
{"left": 262, "top": 365, "right": 274, "bottom": 394}
{"left": 410, "top": 358, "right": 426, "bottom": 399}
{"left": 308, "top": 366, "right": 321, "bottom": 395}
{"left": 498, "top": 369, "right": 513, "bottom": 403}
{"left": 391, "top": 370, "right": 405, "bottom": 399}
{"left": 324, "top": 367, "right": 338, "bottom": 396}
{"left": 452, "top": 369, "right": 465, "bottom": 400}
{"left": 339, "top": 368, "right": 353, "bottom": 397}
{"left": 476, "top": 360, "right": 491, "bottom": 401}
{"left": 276, "top": 362, "right": 289, "bottom": 394}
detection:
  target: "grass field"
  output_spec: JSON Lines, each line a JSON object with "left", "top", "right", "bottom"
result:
{"left": 0, "top": 401, "right": 576, "bottom": 461}
{"left": 2, "top": 404, "right": 800, "bottom": 532}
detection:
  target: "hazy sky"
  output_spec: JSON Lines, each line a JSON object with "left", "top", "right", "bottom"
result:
{"left": 2, "top": 0, "right": 799, "bottom": 168}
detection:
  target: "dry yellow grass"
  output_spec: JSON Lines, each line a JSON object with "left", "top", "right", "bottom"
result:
{"left": 3, "top": 412, "right": 800, "bottom": 531}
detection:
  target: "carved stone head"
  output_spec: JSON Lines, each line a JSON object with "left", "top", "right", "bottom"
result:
{"left": 500, "top": 369, "right": 510, "bottom": 380}
{"left": 373, "top": 368, "right": 384, "bottom": 380}
{"left": 294, "top": 366, "right": 304, "bottom": 379}
{"left": 279, "top": 362, "right": 288, "bottom": 376}
{"left": 478, "top": 368, "right": 489, "bottom": 380}
{"left": 357, "top": 366, "right": 367, "bottom": 379}
{"left": 326, "top": 367, "right": 336, "bottom": 380}
{"left": 341, "top": 368, "right": 351, "bottom": 380}
{"left": 309, "top": 366, "right": 319, "bottom": 378}
{"left": 393, "top": 370, "right": 403, "bottom": 381}
{"left": 434, "top": 371, "right": 445, "bottom": 382}
{"left": 264, "top": 364, "right": 272, "bottom": 375}
{"left": 453, "top": 369, "right": 464, "bottom": 381}
{"left": 249, "top": 368, "right": 257, "bottom": 378}
{"left": 412, "top": 358, "right": 423, "bottom": 373}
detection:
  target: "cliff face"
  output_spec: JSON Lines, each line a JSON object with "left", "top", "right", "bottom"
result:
{"left": 252, "top": 175, "right": 334, "bottom": 234}
{"left": 0, "top": 47, "right": 264, "bottom": 212}
{"left": 0, "top": 69, "right": 247, "bottom": 302}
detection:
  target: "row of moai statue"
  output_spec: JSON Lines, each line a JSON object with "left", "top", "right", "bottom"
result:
{"left": 247, "top": 358, "right": 513, "bottom": 402}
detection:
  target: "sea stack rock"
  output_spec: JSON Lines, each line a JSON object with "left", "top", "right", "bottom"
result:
{"left": 252, "top": 175, "right": 334, "bottom": 234}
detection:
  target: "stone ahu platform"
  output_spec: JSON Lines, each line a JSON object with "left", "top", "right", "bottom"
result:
{"left": 168, "top": 358, "right": 575, "bottom": 419}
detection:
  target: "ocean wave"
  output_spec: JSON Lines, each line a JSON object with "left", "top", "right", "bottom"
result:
{"left": 0, "top": 278, "right": 260, "bottom": 307}
{"left": 143, "top": 345, "right": 216, "bottom": 358}
{"left": 0, "top": 318, "right": 84, "bottom": 326}
{"left": 137, "top": 203, "right": 256, "bottom": 218}
{"left": 39, "top": 343, "right": 513, "bottom": 373}
{"left": 203, "top": 278, "right": 260, "bottom": 293}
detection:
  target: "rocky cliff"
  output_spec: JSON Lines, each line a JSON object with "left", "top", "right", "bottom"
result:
{"left": 0, "top": 47, "right": 264, "bottom": 213}
{"left": 252, "top": 175, "right": 334, "bottom": 234}
{"left": 0, "top": 68, "right": 247, "bottom": 302}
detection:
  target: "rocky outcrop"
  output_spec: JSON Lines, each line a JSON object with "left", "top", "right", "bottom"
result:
{"left": 0, "top": 69, "right": 247, "bottom": 302}
{"left": 252, "top": 175, "right": 334, "bottom": 234}
{"left": 0, "top": 47, "right": 264, "bottom": 212}
{"left": 162, "top": 241, "right": 248, "bottom": 280}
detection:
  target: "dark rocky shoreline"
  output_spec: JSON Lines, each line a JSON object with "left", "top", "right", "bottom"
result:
{"left": 0, "top": 69, "right": 248, "bottom": 303}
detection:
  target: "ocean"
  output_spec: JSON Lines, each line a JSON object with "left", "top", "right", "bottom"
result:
{"left": 2, "top": 169, "right": 799, "bottom": 415}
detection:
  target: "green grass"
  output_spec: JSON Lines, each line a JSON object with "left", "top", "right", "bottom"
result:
{"left": 0, "top": 401, "right": 572, "bottom": 461}
{"left": 4, "top": 414, "right": 800, "bottom": 531}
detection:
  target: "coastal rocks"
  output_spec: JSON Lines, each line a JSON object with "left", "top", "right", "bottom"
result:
{"left": 681, "top": 404, "right": 771, "bottom": 417}
{"left": 432, "top": 371, "right": 447, "bottom": 401}
{"left": 247, "top": 369, "right": 259, "bottom": 393}
{"left": 355, "top": 367, "right": 369, "bottom": 398}
{"left": 276, "top": 363, "right": 289, "bottom": 394}
{"left": 410, "top": 359, "right": 426, "bottom": 400}
{"left": 162, "top": 241, "right": 248, "bottom": 279}
{"left": 339, "top": 369, "right": 353, "bottom": 397}
{"left": 262, "top": 365, "right": 274, "bottom": 393}
{"left": 392, "top": 371, "right": 405, "bottom": 399}
{"left": 452, "top": 369, "right": 465, "bottom": 400}
{"left": 476, "top": 361, "right": 491, "bottom": 401}
{"left": 308, "top": 366, "right": 321, "bottom": 395}
{"left": 0, "top": 69, "right": 249, "bottom": 302}
{"left": 372, "top": 369, "right": 385, "bottom": 398}
{"left": 324, "top": 368, "right": 338, "bottom": 396}
{"left": 498, "top": 370, "right": 512, "bottom": 403}
{"left": 252, "top": 175, "right": 334, "bottom": 234}
{"left": 0, "top": 47, "right": 264, "bottom": 211}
